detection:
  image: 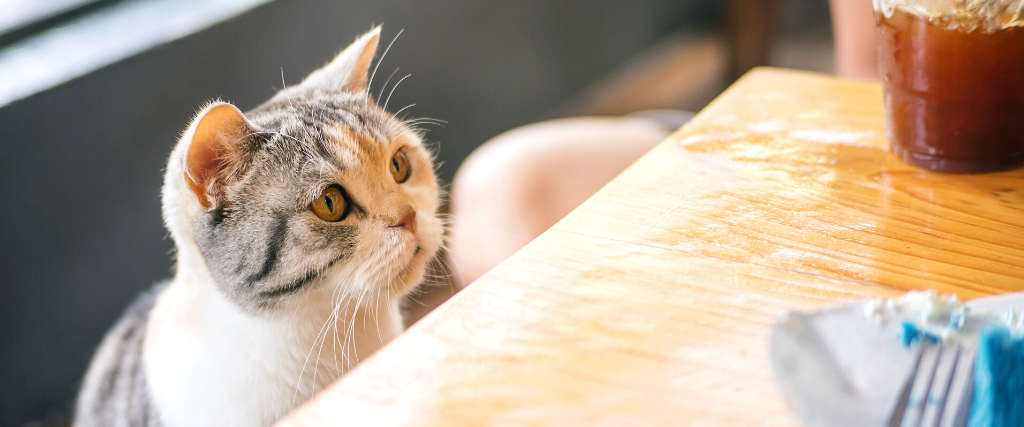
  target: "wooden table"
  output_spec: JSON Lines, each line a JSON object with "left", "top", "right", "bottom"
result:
{"left": 280, "top": 68, "right": 1024, "bottom": 426}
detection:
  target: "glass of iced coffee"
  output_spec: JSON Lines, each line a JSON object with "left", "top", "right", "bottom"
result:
{"left": 874, "top": 0, "right": 1024, "bottom": 173}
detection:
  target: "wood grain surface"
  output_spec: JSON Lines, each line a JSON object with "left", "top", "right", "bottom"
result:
{"left": 280, "top": 68, "right": 1024, "bottom": 426}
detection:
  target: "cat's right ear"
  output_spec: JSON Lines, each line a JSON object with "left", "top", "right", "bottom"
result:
{"left": 299, "top": 27, "right": 381, "bottom": 93}
{"left": 182, "top": 102, "right": 255, "bottom": 210}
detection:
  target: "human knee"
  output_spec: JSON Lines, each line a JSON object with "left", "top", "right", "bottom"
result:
{"left": 451, "top": 122, "right": 564, "bottom": 216}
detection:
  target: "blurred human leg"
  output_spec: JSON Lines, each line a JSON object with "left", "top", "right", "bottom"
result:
{"left": 446, "top": 116, "right": 677, "bottom": 288}
{"left": 830, "top": 0, "right": 879, "bottom": 80}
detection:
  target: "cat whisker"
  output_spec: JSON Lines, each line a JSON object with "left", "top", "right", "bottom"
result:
{"left": 403, "top": 119, "right": 447, "bottom": 127}
{"left": 280, "top": 68, "right": 300, "bottom": 114}
{"left": 404, "top": 116, "right": 447, "bottom": 123}
{"left": 404, "top": 117, "right": 447, "bottom": 123}
{"left": 423, "top": 246, "right": 465, "bottom": 294}
{"left": 322, "top": 286, "right": 340, "bottom": 383}
{"left": 373, "top": 283, "right": 386, "bottom": 345}
{"left": 383, "top": 74, "right": 411, "bottom": 112}
{"left": 327, "top": 284, "right": 351, "bottom": 379}
{"left": 299, "top": 157, "right": 327, "bottom": 178}
{"left": 391, "top": 127, "right": 424, "bottom": 143}
{"left": 292, "top": 266, "right": 352, "bottom": 406}
{"left": 312, "top": 102, "right": 331, "bottom": 155}
{"left": 346, "top": 289, "right": 365, "bottom": 368}
{"left": 393, "top": 103, "right": 416, "bottom": 119}
{"left": 376, "top": 67, "right": 400, "bottom": 106}
{"left": 310, "top": 317, "right": 330, "bottom": 399}
{"left": 367, "top": 29, "right": 403, "bottom": 104}
{"left": 292, "top": 304, "right": 334, "bottom": 405}
{"left": 421, "top": 256, "right": 457, "bottom": 292}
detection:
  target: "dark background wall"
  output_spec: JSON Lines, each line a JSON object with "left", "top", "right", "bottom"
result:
{"left": 0, "top": 0, "right": 723, "bottom": 425}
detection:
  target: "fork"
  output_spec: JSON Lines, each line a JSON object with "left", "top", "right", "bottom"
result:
{"left": 888, "top": 341, "right": 976, "bottom": 427}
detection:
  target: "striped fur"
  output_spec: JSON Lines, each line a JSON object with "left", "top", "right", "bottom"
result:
{"left": 75, "top": 284, "right": 164, "bottom": 427}
{"left": 74, "top": 27, "right": 442, "bottom": 427}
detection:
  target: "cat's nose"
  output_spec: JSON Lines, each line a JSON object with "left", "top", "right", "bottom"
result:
{"left": 392, "top": 209, "right": 417, "bottom": 235}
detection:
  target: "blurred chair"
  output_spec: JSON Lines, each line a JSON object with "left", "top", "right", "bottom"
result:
{"left": 726, "top": 0, "right": 779, "bottom": 81}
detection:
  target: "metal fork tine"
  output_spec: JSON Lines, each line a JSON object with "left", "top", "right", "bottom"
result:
{"left": 889, "top": 345, "right": 924, "bottom": 427}
{"left": 939, "top": 346, "right": 976, "bottom": 427}
{"left": 901, "top": 343, "right": 942, "bottom": 427}
{"left": 920, "top": 344, "right": 959, "bottom": 426}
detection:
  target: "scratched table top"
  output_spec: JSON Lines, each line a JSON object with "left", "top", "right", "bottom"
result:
{"left": 280, "top": 68, "right": 1024, "bottom": 426}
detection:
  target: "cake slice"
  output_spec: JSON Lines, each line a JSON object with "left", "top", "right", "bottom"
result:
{"left": 969, "top": 325, "right": 1024, "bottom": 427}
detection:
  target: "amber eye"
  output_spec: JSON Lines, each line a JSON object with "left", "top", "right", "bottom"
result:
{"left": 311, "top": 185, "right": 347, "bottom": 222}
{"left": 390, "top": 151, "right": 410, "bottom": 184}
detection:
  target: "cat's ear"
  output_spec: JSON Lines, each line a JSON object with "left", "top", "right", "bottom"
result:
{"left": 182, "top": 102, "right": 255, "bottom": 209}
{"left": 299, "top": 26, "right": 381, "bottom": 93}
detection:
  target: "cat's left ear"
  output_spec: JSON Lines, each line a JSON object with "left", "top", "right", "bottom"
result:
{"left": 300, "top": 27, "right": 381, "bottom": 93}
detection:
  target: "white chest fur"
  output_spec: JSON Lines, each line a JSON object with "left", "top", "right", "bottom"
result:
{"left": 143, "top": 277, "right": 402, "bottom": 427}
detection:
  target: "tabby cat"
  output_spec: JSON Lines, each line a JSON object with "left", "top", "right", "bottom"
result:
{"left": 74, "top": 27, "right": 443, "bottom": 427}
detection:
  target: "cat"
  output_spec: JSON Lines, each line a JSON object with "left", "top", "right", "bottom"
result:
{"left": 73, "top": 27, "right": 443, "bottom": 427}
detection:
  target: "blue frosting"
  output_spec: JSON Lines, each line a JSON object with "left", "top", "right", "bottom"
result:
{"left": 948, "top": 308, "right": 966, "bottom": 331}
{"left": 969, "top": 325, "right": 1024, "bottom": 427}
{"left": 900, "top": 320, "right": 940, "bottom": 347}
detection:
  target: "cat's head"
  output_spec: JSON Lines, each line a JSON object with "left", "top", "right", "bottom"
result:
{"left": 162, "top": 28, "right": 442, "bottom": 313}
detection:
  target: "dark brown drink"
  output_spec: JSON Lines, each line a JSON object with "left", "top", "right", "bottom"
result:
{"left": 876, "top": 8, "right": 1024, "bottom": 173}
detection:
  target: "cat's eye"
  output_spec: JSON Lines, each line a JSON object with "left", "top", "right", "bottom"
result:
{"left": 390, "top": 151, "right": 410, "bottom": 184}
{"left": 311, "top": 185, "right": 348, "bottom": 222}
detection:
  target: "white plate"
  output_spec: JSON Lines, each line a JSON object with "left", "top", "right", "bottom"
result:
{"left": 966, "top": 292, "right": 1024, "bottom": 314}
{"left": 771, "top": 292, "right": 1024, "bottom": 427}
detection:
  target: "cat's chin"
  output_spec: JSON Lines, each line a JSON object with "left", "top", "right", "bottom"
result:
{"left": 392, "top": 245, "right": 435, "bottom": 296}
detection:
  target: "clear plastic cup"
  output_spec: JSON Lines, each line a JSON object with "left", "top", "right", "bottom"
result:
{"left": 874, "top": 0, "right": 1024, "bottom": 173}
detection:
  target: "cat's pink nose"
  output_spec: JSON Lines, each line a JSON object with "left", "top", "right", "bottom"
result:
{"left": 395, "top": 210, "right": 417, "bottom": 235}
